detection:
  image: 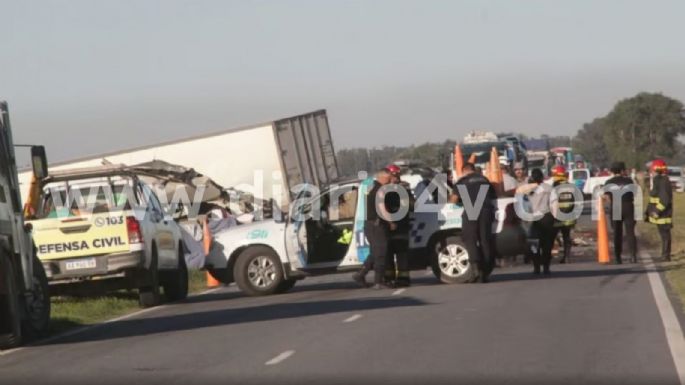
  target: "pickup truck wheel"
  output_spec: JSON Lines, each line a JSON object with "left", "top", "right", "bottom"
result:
{"left": 21, "top": 256, "right": 51, "bottom": 341}
{"left": 139, "top": 247, "right": 161, "bottom": 308}
{"left": 431, "top": 235, "right": 479, "bottom": 284}
{"left": 0, "top": 254, "right": 21, "bottom": 350}
{"left": 234, "top": 247, "right": 283, "bottom": 296}
{"left": 162, "top": 248, "right": 188, "bottom": 302}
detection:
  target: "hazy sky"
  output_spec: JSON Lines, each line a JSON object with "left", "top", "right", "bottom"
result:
{"left": 2, "top": 0, "right": 685, "bottom": 163}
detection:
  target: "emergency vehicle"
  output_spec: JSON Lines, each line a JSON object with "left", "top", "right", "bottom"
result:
{"left": 26, "top": 165, "right": 188, "bottom": 307}
{"left": 206, "top": 178, "right": 527, "bottom": 296}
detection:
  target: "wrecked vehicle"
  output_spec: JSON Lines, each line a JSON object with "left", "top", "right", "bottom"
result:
{"left": 25, "top": 165, "right": 188, "bottom": 307}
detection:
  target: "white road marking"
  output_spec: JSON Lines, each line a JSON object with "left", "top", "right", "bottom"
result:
{"left": 265, "top": 350, "right": 295, "bottom": 366}
{"left": 343, "top": 314, "right": 363, "bottom": 323}
{"left": 392, "top": 288, "right": 406, "bottom": 296}
{"left": 0, "top": 285, "right": 225, "bottom": 357}
{"left": 643, "top": 252, "right": 685, "bottom": 385}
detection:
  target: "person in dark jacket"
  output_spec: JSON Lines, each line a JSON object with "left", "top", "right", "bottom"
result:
{"left": 353, "top": 169, "right": 395, "bottom": 289}
{"left": 449, "top": 163, "right": 497, "bottom": 283}
{"left": 517, "top": 168, "right": 555, "bottom": 275}
{"left": 384, "top": 164, "right": 413, "bottom": 287}
{"left": 646, "top": 159, "right": 673, "bottom": 261}
{"left": 550, "top": 165, "right": 576, "bottom": 264}
{"left": 604, "top": 161, "right": 638, "bottom": 264}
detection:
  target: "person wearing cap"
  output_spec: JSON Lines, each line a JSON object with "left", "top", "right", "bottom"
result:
{"left": 646, "top": 159, "right": 673, "bottom": 261}
{"left": 550, "top": 165, "right": 577, "bottom": 264}
{"left": 384, "top": 164, "right": 413, "bottom": 287}
{"left": 604, "top": 161, "right": 638, "bottom": 264}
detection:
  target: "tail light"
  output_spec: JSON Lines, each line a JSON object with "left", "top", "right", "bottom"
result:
{"left": 126, "top": 216, "right": 144, "bottom": 244}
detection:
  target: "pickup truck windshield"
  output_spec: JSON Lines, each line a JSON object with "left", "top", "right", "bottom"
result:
{"left": 38, "top": 182, "right": 134, "bottom": 219}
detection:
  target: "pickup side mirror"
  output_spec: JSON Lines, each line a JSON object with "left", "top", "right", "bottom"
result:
{"left": 31, "top": 146, "right": 48, "bottom": 179}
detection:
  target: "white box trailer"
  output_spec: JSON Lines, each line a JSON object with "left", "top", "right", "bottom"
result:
{"left": 19, "top": 110, "right": 339, "bottom": 208}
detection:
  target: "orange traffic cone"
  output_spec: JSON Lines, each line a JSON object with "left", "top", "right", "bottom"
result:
{"left": 203, "top": 216, "right": 220, "bottom": 287}
{"left": 597, "top": 196, "right": 611, "bottom": 264}
{"left": 454, "top": 144, "right": 464, "bottom": 179}
{"left": 468, "top": 153, "right": 476, "bottom": 164}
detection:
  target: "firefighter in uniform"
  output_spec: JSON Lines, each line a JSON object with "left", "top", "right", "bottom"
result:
{"left": 550, "top": 165, "right": 576, "bottom": 264}
{"left": 449, "top": 162, "right": 497, "bottom": 283}
{"left": 604, "top": 161, "right": 638, "bottom": 264}
{"left": 646, "top": 159, "right": 673, "bottom": 261}
{"left": 353, "top": 169, "right": 395, "bottom": 289}
{"left": 384, "top": 164, "right": 413, "bottom": 287}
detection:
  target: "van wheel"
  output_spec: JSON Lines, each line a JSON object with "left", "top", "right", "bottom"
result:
{"left": 234, "top": 246, "right": 283, "bottom": 296}
{"left": 430, "top": 235, "right": 479, "bottom": 284}
{"left": 162, "top": 247, "right": 188, "bottom": 302}
{"left": 22, "top": 255, "right": 51, "bottom": 341}
{"left": 0, "top": 254, "right": 21, "bottom": 350}
{"left": 139, "top": 247, "right": 161, "bottom": 308}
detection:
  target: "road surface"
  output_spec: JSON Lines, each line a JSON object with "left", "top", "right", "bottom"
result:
{"left": 1, "top": 254, "right": 683, "bottom": 385}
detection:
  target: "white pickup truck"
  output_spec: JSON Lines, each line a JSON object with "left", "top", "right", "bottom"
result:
{"left": 28, "top": 166, "right": 189, "bottom": 307}
{"left": 206, "top": 178, "right": 527, "bottom": 296}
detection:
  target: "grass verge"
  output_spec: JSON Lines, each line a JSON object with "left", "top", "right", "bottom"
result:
{"left": 49, "top": 269, "right": 212, "bottom": 335}
{"left": 637, "top": 192, "right": 685, "bottom": 312}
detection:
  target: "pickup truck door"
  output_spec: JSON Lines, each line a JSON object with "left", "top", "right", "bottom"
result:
{"left": 139, "top": 183, "right": 177, "bottom": 269}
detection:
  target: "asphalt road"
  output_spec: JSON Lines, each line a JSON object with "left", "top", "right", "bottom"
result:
{"left": 1, "top": 255, "right": 682, "bottom": 385}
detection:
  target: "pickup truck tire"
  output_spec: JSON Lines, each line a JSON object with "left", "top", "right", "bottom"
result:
{"left": 430, "top": 235, "right": 479, "bottom": 284}
{"left": 234, "top": 246, "right": 283, "bottom": 296}
{"left": 0, "top": 253, "right": 21, "bottom": 350}
{"left": 21, "top": 255, "right": 51, "bottom": 341}
{"left": 138, "top": 247, "right": 161, "bottom": 308}
{"left": 162, "top": 247, "right": 188, "bottom": 302}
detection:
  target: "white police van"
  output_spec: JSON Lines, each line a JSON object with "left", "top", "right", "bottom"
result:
{"left": 206, "top": 178, "right": 526, "bottom": 296}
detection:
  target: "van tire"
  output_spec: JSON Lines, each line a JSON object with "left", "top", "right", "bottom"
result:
{"left": 139, "top": 247, "right": 161, "bottom": 308}
{"left": 430, "top": 235, "right": 479, "bottom": 284}
{"left": 234, "top": 246, "right": 283, "bottom": 296}
{"left": 162, "top": 247, "right": 188, "bottom": 302}
{"left": 0, "top": 254, "right": 22, "bottom": 350}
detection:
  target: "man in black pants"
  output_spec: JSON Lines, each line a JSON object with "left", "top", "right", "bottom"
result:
{"left": 450, "top": 163, "right": 497, "bottom": 283}
{"left": 384, "top": 164, "right": 413, "bottom": 287}
{"left": 517, "top": 168, "right": 555, "bottom": 275}
{"left": 604, "top": 161, "right": 638, "bottom": 264}
{"left": 353, "top": 169, "right": 395, "bottom": 289}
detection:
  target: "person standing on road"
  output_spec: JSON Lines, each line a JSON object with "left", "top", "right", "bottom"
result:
{"left": 646, "top": 159, "right": 673, "bottom": 261}
{"left": 384, "top": 164, "right": 413, "bottom": 287}
{"left": 517, "top": 168, "right": 555, "bottom": 275}
{"left": 604, "top": 162, "right": 638, "bottom": 264}
{"left": 550, "top": 165, "right": 576, "bottom": 264}
{"left": 512, "top": 161, "right": 533, "bottom": 264}
{"left": 353, "top": 169, "right": 395, "bottom": 289}
{"left": 449, "top": 162, "right": 497, "bottom": 283}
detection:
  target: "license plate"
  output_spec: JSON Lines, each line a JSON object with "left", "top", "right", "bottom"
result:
{"left": 65, "top": 258, "right": 96, "bottom": 271}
